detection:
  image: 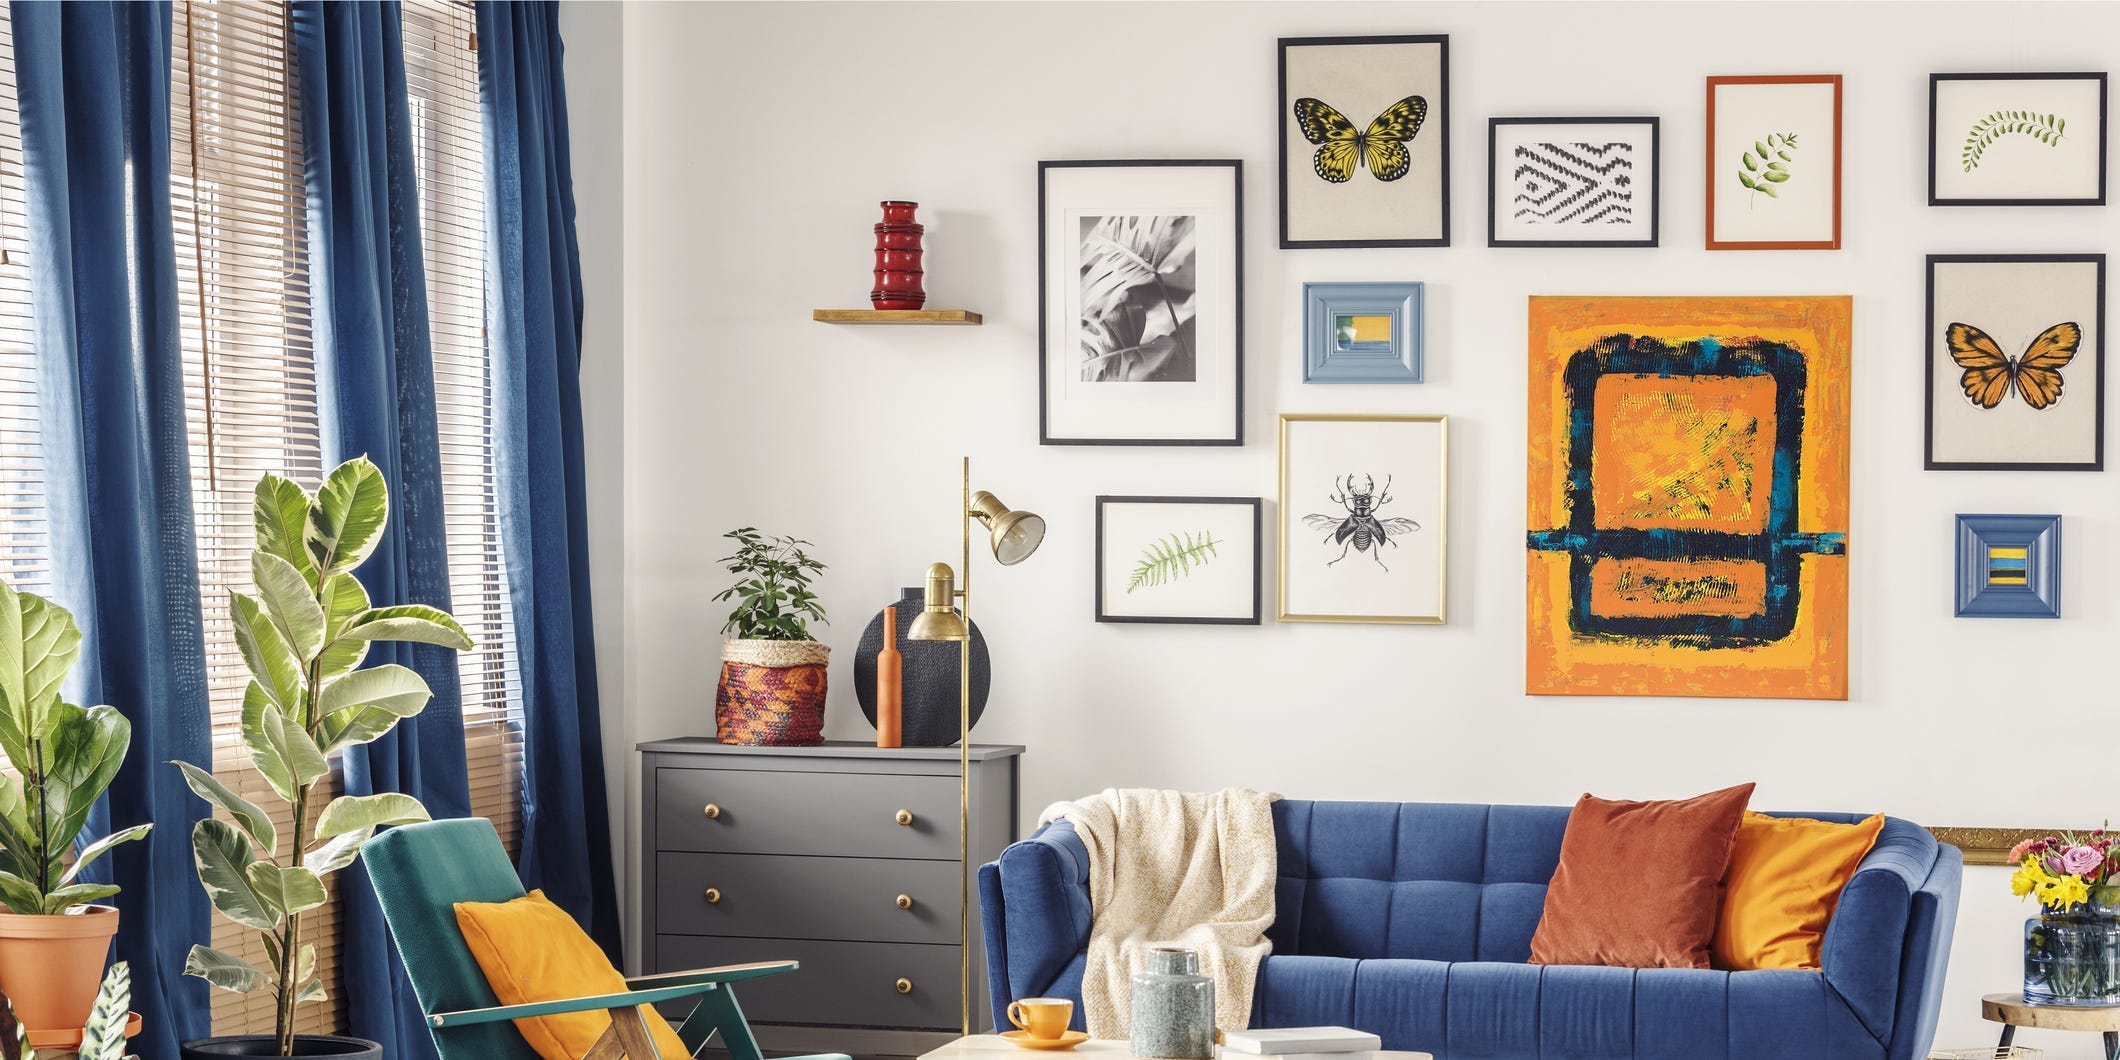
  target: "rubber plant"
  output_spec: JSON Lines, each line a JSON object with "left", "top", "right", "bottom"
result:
{"left": 0, "top": 581, "right": 154, "bottom": 915}
{"left": 169, "top": 457, "right": 472, "bottom": 1055}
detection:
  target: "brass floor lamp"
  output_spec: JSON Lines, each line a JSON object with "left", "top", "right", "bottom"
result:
{"left": 907, "top": 457, "right": 1045, "bottom": 1036}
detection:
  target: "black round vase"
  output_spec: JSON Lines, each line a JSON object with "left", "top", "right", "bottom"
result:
{"left": 182, "top": 1036, "right": 383, "bottom": 1059}
{"left": 853, "top": 586, "right": 990, "bottom": 746}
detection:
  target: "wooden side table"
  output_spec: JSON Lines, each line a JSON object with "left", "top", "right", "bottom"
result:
{"left": 1984, "top": 992, "right": 2120, "bottom": 1059}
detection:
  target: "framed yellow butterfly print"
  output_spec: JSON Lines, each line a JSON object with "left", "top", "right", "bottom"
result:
{"left": 1925, "top": 254, "right": 2106, "bottom": 471}
{"left": 1278, "top": 34, "right": 1449, "bottom": 249}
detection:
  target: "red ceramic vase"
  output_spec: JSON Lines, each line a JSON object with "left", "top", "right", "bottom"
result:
{"left": 871, "top": 200, "right": 926, "bottom": 310}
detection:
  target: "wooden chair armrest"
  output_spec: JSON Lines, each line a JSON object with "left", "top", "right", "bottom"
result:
{"left": 428, "top": 980, "right": 722, "bottom": 1029}
{"left": 624, "top": 960, "right": 798, "bottom": 990}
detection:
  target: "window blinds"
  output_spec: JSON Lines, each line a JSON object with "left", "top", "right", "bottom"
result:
{"left": 404, "top": 0, "right": 523, "bottom": 857}
{"left": 172, "top": 0, "right": 520, "bottom": 1035}
{"left": 0, "top": 12, "right": 44, "bottom": 599}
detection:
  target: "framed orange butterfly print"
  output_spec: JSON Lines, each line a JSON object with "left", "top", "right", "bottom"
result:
{"left": 1926, "top": 254, "right": 2106, "bottom": 471}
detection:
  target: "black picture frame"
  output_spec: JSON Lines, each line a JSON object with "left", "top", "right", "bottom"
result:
{"left": 1924, "top": 253, "right": 2107, "bottom": 471}
{"left": 1278, "top": 34, "right": 1451, "bottom": 249}
{"left": 1094, "top": 496, "right": 1262, "bottom": 625}
{"left": 1038, "top": 159, "right": 1244, "bottom": 447}
{"left": 1487, "top": 116, "right": 1660, "bottom": 248}
{"left": 1929, "top": 72, "right": 2108, "bottom": 207}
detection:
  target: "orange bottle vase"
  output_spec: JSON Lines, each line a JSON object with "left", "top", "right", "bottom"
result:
{"left": 876, "top": 605, "right": 903, "bottom": 748}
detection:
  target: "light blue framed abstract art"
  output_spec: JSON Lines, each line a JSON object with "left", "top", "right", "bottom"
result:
{"left": 1955, "top": 513, "right": 2061, "bottom": 618}
{"left": 1302, "top": 281, "right": 1424, "bottom": 383}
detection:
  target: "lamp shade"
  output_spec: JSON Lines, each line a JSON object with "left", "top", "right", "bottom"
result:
{"left": 908, "top": 561, "right": 969, "bottom": 642}
{"left": 971, "top": 491, "right": 1045, "bottom": 566}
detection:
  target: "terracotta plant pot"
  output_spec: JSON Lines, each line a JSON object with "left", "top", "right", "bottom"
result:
{"left": 0, "top": 905, "right": 119, "bottom": 1033}
{"left": 181, "top": 1035, "right": 383, "bottom": 1059}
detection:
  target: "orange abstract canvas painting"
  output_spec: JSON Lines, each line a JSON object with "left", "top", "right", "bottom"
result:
{"left": 1526, "top": 296, "right": 1851, "bottom": 699}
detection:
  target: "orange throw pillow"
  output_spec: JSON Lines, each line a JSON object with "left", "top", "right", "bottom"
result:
{"left": 1530, "top": 783, "right": 1755, "bottom": 969}
{"left": 1713, "top": 811, "right": 1884, "bottom": 971}
{"left": 454, "top": 889, "right": 692, "bottom": 1060}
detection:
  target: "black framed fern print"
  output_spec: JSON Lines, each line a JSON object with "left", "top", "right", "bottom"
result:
{"left": 1930, "top": 72, "right": 2107, "bottom": 206}
{"left": 1278, "top": 35, "right": 1450, "bottom": 248}
{"left": 1095, "top": 496, "right": 1261, "bottom": 625}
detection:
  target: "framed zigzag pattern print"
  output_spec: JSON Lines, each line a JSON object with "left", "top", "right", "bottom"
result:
{"left": 1489, "top": 117, "right": 1659, "bottom": 248}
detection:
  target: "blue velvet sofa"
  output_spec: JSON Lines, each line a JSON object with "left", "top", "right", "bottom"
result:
{"left": 978, "top": 800, "right": 1961, "bottom": 1060}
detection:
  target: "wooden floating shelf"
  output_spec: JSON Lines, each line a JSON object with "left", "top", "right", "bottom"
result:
{"left": 812, "top": 309, "right": 982, "bottom": 325}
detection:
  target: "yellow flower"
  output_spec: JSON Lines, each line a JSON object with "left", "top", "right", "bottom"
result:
{"left": 2014, "top": 858, "right": 2044, "bottom": 897}
{"left": 2049, "top": 874, "right": 2092, "bottom": 911}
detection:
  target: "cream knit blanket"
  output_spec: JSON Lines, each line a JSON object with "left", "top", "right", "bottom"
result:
{"left": 1036, "top": 788, "right": 1280, "bottom": 1039}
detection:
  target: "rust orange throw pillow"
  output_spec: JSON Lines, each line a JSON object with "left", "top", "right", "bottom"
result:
{"left": 1713, "top": 811, "right": 1885, "bottom": 971}
{"left": 1530, "top": 783, "right": 1755, "bottom": 969}
{"left": 454, "top": 889, "right": 691, "bottom": 1060}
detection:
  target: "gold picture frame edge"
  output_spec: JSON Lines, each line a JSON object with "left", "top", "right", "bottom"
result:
{"left": 1931, "top": 826, "right": 2080, "bottom": 867}
{"left": 1276, "top": 412, "right": 1449, "bottom": 624}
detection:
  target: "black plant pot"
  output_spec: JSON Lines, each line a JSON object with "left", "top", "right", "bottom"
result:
{"left": 182, "top": 1035, "right": 383, "bottom": 1060}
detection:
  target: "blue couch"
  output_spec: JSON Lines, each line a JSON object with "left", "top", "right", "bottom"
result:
{"left": 978, "top": 800, "right": 1961, "bottom": 1060}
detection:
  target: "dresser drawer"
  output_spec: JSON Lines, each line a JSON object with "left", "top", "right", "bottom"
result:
{"left": 655, "top": 935, "right": 961, "bottom": 1030}
{"left": 654, "top": 767, "right": 963, "bottom": 859}
{"left": 656, "top": 852, "right": 960, "bottom": 944}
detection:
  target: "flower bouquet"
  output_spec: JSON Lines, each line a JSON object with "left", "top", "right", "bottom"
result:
{"left": 2010, "top": 830, "right": 2120, "bottom": 1005}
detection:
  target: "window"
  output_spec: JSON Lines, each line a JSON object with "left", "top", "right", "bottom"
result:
{"left": 404, "top": 0, "right": 524, "bottom": 856}
{"left": 173, "top": 0, "right": 518, "bottom": 1036}
{"left": 0, "top": 10, "right": 44, "bottom": 598}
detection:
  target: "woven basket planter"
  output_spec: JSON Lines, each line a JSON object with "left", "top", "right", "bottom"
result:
{"left": 716, "top": 638, "right": 830, "bottom": 746}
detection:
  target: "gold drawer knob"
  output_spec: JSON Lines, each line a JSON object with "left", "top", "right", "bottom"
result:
{"left": 895, "top": 893, "right": 914, "bottom": 910}
{"left": 895, "top": 977, "right": 913, "bottom": 995}
{"left": 894, "top": 809, "right": 914, "bottom": 827}
{"left": 703, "top": 803, "right": 722, "bottom": 820}
{"left": 702, "top": 887, "right": 721, "bottom": 904}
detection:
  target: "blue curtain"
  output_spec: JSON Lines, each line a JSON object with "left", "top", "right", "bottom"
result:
{"left": 476, "top": 1, "right": 621, "bottom": 958}
{"left": 292, "top": 3, "right": 466, "bottom": 1056}
{"left": 11, "top": 2, "right": 213, "bottom": 1054}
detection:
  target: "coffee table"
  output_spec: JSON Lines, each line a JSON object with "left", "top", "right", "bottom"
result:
{"left": 1983, "top": 992, "right": 2120, "bottom": 1060}
{"left": 920, "top": 1035, "right": 1431, "bottom": 1060}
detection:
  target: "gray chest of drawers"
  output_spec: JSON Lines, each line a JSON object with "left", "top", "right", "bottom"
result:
{"left": 639, "top": 739, "right": 1023, "bottom": 1036}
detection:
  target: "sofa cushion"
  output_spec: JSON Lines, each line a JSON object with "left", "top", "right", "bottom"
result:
{"left": 1252, "top": 955, "right": 1885, "bottom": 1060}
{"left": 1269, "top": 800, "right": 1568, "bottom": 962}
{"left": 1715, "top": 811, "right": 1885, "bottom": 971}
{"left": 1529, "top": 783, "right": 1754, "bottom": 969}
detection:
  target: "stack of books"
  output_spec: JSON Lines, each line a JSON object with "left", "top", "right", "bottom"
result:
{"left": 1219, "top": 1027, "right": 1385, "bottom": 1060}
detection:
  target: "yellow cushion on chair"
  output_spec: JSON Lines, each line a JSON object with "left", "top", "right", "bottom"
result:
{"left": 455, "top": 889, "right": 693, "bottom": 1060}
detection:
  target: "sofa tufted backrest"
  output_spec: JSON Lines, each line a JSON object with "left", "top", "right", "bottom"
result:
{"left": 1268, "top": 800, "right": 1875, "bottom": 964}
{"left": 1268, "top": 800, "right": 1573, "bottom": 962}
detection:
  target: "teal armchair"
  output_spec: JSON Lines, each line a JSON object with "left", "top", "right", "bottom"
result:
{"left": 366, "top": 818, "right": 849, "bottom": 1060}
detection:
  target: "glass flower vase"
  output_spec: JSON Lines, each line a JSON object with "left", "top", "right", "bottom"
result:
{"left": 2025, "top": 896, "right": 2120, "bottom": 1005}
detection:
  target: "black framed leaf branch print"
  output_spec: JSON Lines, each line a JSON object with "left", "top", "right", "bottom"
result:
{"left": 1930, "top": 72, "right": 2107, "bottom": 206}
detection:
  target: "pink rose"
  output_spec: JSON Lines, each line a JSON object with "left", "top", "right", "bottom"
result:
{"left": 2063, "top": 846, "right": 2104, "bottom": 876}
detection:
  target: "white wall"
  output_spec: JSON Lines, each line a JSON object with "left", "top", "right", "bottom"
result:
{"left": 558, "top": 0, "right": 634, "bottom": 955}
{"left": 601, "top": 2, "right": 2120, "bottom": 1053}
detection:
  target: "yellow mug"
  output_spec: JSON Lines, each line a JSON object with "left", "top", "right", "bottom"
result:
{"left": 1007, "top": 997, "right": 1074, "bottom": 1039}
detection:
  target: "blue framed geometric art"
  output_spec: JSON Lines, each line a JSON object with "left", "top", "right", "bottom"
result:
{"left": 1303, "top": 282, "right": 1423, "bottom": 383}
{"left": 1955, "top": 514, "right": 2061, "bottom": 618}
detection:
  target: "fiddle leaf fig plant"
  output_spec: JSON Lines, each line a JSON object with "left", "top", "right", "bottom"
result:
{"left": 170, "top": 457, "right": 472, "bottom": 1055}
{"left": 0, "top": 580, "right": 152, "bottom": 915}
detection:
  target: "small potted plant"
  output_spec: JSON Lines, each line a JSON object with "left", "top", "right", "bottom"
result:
{"left": 0, "top": 581, "right": 154, "bottom": 1035}
{"left": 172, "top": 458, "right": 473, "bottom": 1060}
{"left": 713, "top": 528, "right": 829, "bottom": 746}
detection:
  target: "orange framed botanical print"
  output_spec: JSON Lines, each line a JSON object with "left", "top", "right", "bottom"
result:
{"left": 1706, "top": 75, "right": 1843, "bottom": 250}
{"left": 1526, "top": 296, "right": 1851, "bottom": 699}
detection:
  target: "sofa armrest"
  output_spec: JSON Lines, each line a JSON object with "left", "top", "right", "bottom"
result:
{"left": 1888, "top": 841, "right": 1962, "bottom": 1060}
{"left": 1819, "top": 817, "right": 1943, "bottom": 1049}
{"left": 983, "top": 820, "right": 1094, "bottom": 1026}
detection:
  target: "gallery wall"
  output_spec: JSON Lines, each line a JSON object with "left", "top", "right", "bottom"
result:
{"left": 591, "top": 2, "right": 2120, "bottom": 1052}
